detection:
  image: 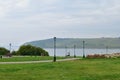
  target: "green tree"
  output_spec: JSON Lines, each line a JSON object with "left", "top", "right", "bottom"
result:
{"left": 0, "top": 47, "right": 9, "bottom": 55}
{"left": 17, "top": 45, "right": 49, "bottom": 56}
{"left": 11, "top": 50, "right": 17, "bottom": 55}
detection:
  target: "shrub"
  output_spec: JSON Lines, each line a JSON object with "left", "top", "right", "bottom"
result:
{"left": 17, "top": 45, "right": 49, "bottom": 56}
{"left": 0, "top": 47, "right": 9, "bottom": 55}
{"left": 87, "top": 54, "right": 106, "bottom": 59}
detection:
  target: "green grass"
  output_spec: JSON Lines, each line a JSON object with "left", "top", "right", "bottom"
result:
{"left": 0, "top": 56, "right": 66, "bottom": 62}
{"left": 0, "top": 58, "right": 120, "bottom": 80}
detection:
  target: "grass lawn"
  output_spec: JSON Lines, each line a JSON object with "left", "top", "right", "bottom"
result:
{"left": 0, "top": 58, "right": 120, "bottom": 80}
{"left": 0, "top": 56, "right": 66, "bottom": 62}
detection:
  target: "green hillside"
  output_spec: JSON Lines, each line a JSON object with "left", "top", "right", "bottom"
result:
{"left": 24, "top": 38, "right": 120, "bottom": 48}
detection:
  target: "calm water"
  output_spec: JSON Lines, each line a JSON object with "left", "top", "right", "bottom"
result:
{"left": 5, "top": 46, "right": 120, "bottom": 57}
{"left": 45, "top": 48, "right": 120, "bottom": 56}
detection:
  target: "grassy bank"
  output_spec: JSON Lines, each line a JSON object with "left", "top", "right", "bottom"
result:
{"left": 0, "top": 56, "right": 66, "bottom": 62}
{"left": 0, "top": 58, "right": 120, "bottom": 80}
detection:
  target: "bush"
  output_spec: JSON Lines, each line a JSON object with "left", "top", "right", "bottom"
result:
{"left": 0, "top": 47, "right": 9, "bottom": 55}
{"left": 11, "top": 51, "right": 18, "bottom": 55}
{"left": 17, "top": 45, "right": 49, "bottom": 56}
{"left": 87, "top": 54, "right": 106, "bottom": 59}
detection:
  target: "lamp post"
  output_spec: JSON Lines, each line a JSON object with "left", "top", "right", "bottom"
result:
{"left": 53, "top": 37, "right": 56, "bottom": 62}
{"left": 65, "top": 45, "right": 68, "bottom": 57}
{"left": 106, "top": 46, "right": 108, "bottom": 54}
{"left": 74, "top": 45, "right": 76, "bottom": 58}
{"left": 83, "top": 41, "right": 85, "bottom": 58}
{"left": 9, "top": 43, "right": 12, "bottom": 53}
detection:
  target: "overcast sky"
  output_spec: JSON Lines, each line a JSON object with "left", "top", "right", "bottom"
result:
{"left": 0, "top": 0, "right": 120, "bottom": 46}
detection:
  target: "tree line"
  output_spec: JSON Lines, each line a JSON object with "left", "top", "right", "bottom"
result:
{"left": 0, "top": 45, "right": 49, "bottom": 56}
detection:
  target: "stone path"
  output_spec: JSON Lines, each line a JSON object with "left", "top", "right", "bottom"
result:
{"left": 0, "top": 58, "right": 80, "bottom": 64}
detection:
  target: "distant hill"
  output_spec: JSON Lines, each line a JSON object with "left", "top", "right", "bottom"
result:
{"left": 24, "top": 38, "right": 120, "bottom": 48}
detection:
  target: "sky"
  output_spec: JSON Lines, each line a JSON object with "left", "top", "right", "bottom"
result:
{"left": 0, "top": 0, "right": 120, "bottom": 46}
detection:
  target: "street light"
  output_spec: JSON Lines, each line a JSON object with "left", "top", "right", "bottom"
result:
{"left": 106, "top": 46, "right": 108, "bottom": 54}
{"left": 83, "top": 41, "right": 85, "bottom": 58}
{"left": 74, "top": 45, "right": 76, "bottom": 58}
{"left": 65, "top": 45, "right": 67, "bottom": 57}
{"left": 9, "top": 43, "right": 12, "bottom": 53}
{"left": 53, "top": 37, "right": 56, "bottom": 62}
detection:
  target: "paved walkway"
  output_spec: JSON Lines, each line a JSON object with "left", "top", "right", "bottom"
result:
{"left": 0, "top": 58, "right": 80, "bottom": 64}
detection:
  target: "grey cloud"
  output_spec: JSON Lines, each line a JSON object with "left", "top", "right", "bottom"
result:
{"left": 0, "top": 0, "right": 120, "bottom": 44}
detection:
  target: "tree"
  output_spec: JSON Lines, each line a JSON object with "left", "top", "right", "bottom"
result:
{"left": 17, "top": 45, "right": 49, "bottom": 56}
{"left": 0, "top": 47, "right": 9, "bottom": 55}
{"left": 11, "top": 50, "right": 17, "bottom": 55}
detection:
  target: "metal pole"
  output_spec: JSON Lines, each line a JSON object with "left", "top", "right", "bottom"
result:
{"left": 53, "top": 37, "right": 56, "bottom": 62}
{"left": 106, "top": 46, "right": 108, "bottom": 54}
{"left": 65, "top": 45, "right": 67, "bottom": 57}
{"left": 74, "top": 45, "right": 76, "bottom": 58}
{"left": 83, "top": 41, "right": 85, "bottom": 58}
{"left": 9, "top": 43, "right": 11, "bottom": 53}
